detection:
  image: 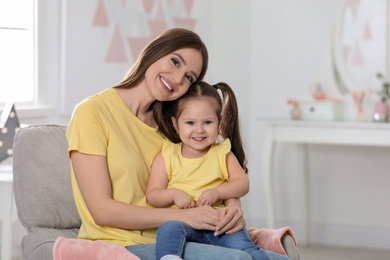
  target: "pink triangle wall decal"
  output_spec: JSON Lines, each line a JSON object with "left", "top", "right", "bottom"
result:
{"left": 105, "top": 24, "right": 128, "bottom": 63}
{"left": 363, "top": 21, "right": 372, "bottom": 40}
{"left": 143, "top": 0, "right": 155, "bottom": 13}
{"left": 149, "top": 20, "right": 167, "bottom": 39}
{"left": 127, "top": 37, "right": 151, "bottom": 61}
{"left": 343, "top": 45, "right": 351, "bottom": 62}
{"left": 183, "top": 0, "right": 194, "bottom": 16}
{"left": 349, "top": 0, "right": 361, "bottom": 19}
{"left": 155, "top": 2, "right": 166, "bottom": 21}
{"left": 351, "top": 40, "right": 364, "bottom": 65}
{"left": 92, "top": 0, "right": 110, "bottom": 27}
{"left": 174, "top": 18, "right": 196, "bottom": 31}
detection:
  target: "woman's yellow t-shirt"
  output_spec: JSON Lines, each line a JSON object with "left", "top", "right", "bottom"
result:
{"left": 66, "top": 88, "right": 163, "bottom": 246}
{"left": 162, "top": 138, "right": 231, "bottom": 209}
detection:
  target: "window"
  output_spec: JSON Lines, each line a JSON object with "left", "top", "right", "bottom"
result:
{"left": 0, "top": 0, "right": 34, "bottom": 105}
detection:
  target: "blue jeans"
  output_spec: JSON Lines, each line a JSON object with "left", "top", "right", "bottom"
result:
{"left": 126, "top": 242, "right": 253, "bottom": 260}
{"left": 151, "top": 220, "right": 289, "bottom": 260}
{"left": 126, "top": 242, "right": 290, "bottom": 260}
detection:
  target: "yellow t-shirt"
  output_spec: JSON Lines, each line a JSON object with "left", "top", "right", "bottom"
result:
{"left": 66, "top": 88, "right": 163, "bottom": 246}
{"left": 162, "top": 138, "right": 231, "bottom": 209}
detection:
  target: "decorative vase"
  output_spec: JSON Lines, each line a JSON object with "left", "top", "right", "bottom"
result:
{"left": 373, "top": 99, "right": 389, "bottom": 122}
{"left": 290, "top": 103, "right": 302, "bottom": 120}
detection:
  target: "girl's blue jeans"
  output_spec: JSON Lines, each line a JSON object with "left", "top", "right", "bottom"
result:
{"left": 149, "top": 220, "right": 289, "bottom": 260}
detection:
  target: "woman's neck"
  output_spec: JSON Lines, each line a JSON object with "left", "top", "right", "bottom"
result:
{"left": 114, "top": 86, "right": 157, "bottom": 127}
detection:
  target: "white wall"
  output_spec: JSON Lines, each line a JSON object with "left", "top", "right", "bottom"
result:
{"left": 248, "top": 0, "right": 390, "bottom": 249}
{"left": 14, "top": 0, "right": 390, "bottom": 252}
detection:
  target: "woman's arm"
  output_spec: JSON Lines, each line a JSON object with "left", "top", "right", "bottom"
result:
{"left": 146, "top": 152, "right": 195, "bottom": 209}
{"left": 70, "top": 151, "right": 217, "bottom": 230}
{"left": 197, "top": 151, "right": 249, "bottom": 206}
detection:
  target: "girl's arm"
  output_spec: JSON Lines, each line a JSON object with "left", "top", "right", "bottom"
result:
{"left": 220, "top": 151, "right": 250, "bottom": 198}
{"left": 70, "top": 151, "right": 213, "bottom": 230}
{"left": 197, "top": 151, "right": 249, "bottom": 206}
{"left": 146, "top": 152, "right": 195, "bottom": 209}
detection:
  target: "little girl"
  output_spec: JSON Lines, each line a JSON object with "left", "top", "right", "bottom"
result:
{"left": 146, "top": 82, "right": 274, "bottom": 260}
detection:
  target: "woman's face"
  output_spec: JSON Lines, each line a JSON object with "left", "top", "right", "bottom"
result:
{"left": 144, "top": 48, "right": 203, "bottom": 102}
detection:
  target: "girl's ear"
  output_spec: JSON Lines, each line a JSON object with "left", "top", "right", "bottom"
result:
{"left": 218, "top": 123, "right": 224, "bottom": 138}
{"left": 171, "top": 117, "right": 178, "bottom": 132}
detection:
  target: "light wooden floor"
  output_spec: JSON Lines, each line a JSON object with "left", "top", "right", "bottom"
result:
{"left": 298, "top": 244, "right": 390, "bottom": 260}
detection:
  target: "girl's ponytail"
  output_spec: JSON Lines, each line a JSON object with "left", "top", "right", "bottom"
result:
{"left": 215, "top": 82, "right": 248, "bottom": 173}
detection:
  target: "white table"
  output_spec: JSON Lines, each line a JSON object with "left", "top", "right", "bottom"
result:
{"left": 0, "top": 160, "right": 16, "bottom": 260}
{"left": 260, "top": 120, "right": 390, "bottom": 244}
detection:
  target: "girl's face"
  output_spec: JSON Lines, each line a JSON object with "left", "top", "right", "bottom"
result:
{"left": 144, "top": 48, "right": 203, "bottom": 102}
{"left": 172, "top": 98, "right": 219, "bottom": 158}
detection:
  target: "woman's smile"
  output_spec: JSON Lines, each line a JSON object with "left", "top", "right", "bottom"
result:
{"left": 160, "top": 76, "right": 173, "bottom": 92}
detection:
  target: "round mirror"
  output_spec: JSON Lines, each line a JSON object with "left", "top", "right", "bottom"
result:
{"left": 334, "top": 0, "right": 388, "bottom": 95}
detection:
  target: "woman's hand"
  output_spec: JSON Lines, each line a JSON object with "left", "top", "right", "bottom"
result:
{"left": 179, "top": 205, "right": 220, "bottom": 231}
{"left": 214, "top": 198, "right": 246, "bottom": 236}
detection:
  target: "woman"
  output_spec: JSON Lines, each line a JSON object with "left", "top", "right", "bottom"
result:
{"left": 66, "top": 28, "right": 286, "bottom": 260}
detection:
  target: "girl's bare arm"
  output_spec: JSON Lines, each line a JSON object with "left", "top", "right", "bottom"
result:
{"left": 197, "top": 151, "right": 249, "bottom": 206}
{"left": 146, "top": 152, "right": 195, "bottom": 209}
{"left": 219, "top": 151, "right": 250, "bottom": 199}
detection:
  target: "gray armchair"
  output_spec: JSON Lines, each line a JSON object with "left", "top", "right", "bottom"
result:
{"left": 13, "top": 125, "right": 80, "bottom": 260}
{"left": 12, "top": 125, "right": 299, "bottom": 260}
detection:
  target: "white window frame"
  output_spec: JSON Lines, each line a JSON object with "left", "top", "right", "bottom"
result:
{"left": 0, "top": 0, "right": 34, "bottom": 105}
{"left": 0, "top": 0, "right": 61, "bottom": 120}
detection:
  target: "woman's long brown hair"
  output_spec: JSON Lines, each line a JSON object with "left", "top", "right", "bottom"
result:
{"left": 113, "top": 28, "right": 208, "bottom": 89}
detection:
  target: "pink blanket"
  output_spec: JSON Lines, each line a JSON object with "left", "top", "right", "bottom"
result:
{"left": 54, "top": 227, "right": 297, "bottom": 259}
{"left": 247, "top": 226, "right": 297, "bottom": 256}
{"left": 53, "top": 237, "right": 140, "bottom": 260}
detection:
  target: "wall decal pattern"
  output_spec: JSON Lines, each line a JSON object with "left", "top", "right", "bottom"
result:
{"left": 92, "top": 0, "right": 110, "bottom": 27}
{"left": 61, "top": 0, "right": 206, "bottom": 116}
{"left": 341, "top": 0, "right": 386, "bottom": 90}
{"left": 91, "top": 0, "right": 196, "bottom": 63}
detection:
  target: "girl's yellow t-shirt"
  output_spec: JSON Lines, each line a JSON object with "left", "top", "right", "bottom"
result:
{"left": 66, "top": 88, "right": 163, "bottom": 246}
{"left": 162, "top": 138, "right": 231, "bottom": 209}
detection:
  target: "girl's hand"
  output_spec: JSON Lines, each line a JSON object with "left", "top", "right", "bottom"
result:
{"left": 215, "top": 199, "right": 246, "bottom": 235}
{"left": 174, "top": 190, "right": 196, "bottom": 209}
{"left": 197, "top": 188, "right": 219, "bottom": 206}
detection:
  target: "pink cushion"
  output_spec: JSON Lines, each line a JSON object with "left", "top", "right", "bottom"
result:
{"left": 53, "top": 237, "right": 140, "bottom": 260}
